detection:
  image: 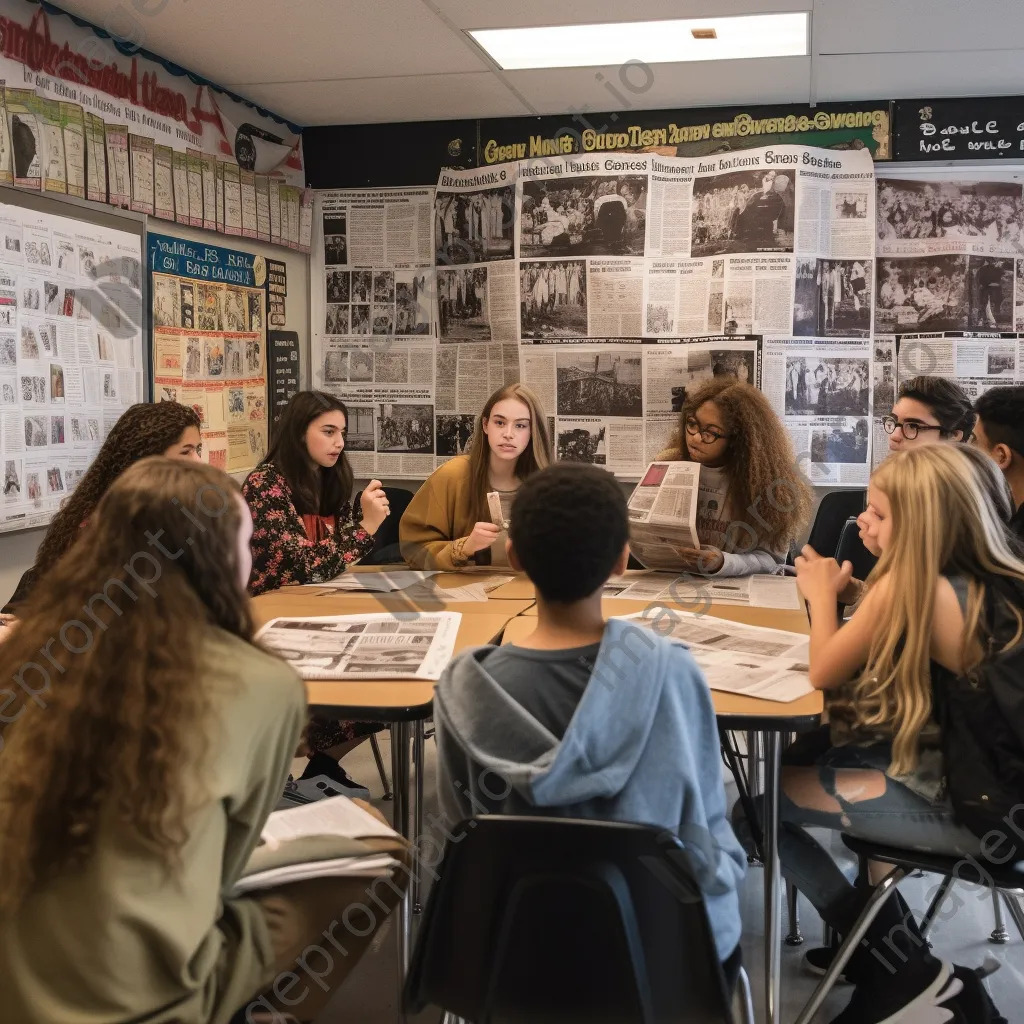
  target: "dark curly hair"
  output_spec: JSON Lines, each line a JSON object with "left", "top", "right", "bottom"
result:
{"left": 31, "top": 402, "right": 201, "bottom": 580}
{"left": 0, "top": 457, "right": 256, "bottom": 911}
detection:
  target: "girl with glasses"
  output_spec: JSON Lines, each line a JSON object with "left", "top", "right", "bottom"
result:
{"left": 655, "top": 377, "right": 812, "bottom": 576}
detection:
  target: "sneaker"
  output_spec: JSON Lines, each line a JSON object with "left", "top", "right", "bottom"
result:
{"left": 803, "top": 945, "right": 851, "bottom": 984}
{"left": 300, "top": 752, "right": 371, "bottom": 800}
{"left": 830, "top": 961, "right": 958, "bottom": 1023}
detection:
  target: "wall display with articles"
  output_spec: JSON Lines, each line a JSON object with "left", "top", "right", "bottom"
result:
{"left": 267, "top": 330, "right": 300, "bottom": 434}
{"left": 0, "top": 202, "right": 144, "bottom": 533}
{"left": 148, "top": 232, "right": 267, "bottom": 472}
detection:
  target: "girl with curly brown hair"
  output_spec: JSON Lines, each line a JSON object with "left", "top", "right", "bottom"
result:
{"left": 656, "top": 376, "right": 812, "bottom": 576}
{"left": 2, "top": 400, "right": 203, "bottom": 613}
{"left": 0, "top": 457, "right": 407, "bottom": 1024}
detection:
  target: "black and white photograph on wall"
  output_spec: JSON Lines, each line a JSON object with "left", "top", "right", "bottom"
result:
{"left": 0, "top": 334, "right": 15, "bottom": 366}
{"left": 520, "top": 260, "right": 587, "bottom": 339}
{"left": 835, "top": 192, "right": 868, "bottom": 220}
{"left": 723, "top": 292, "right": 751, "bottom": 335}
{"left": 692, "top": 169, "right": 794, "bottom": 257}
{"left": 520, "top": 176, "right": 647, "bottom": 258}
{"left": 873, "top": 363, "right": 895, "bottom": 412}
{"left": 51, "top": 416, "right": 64, "bottom": 444}
{"left": 350, "top": 350, "right": 373, "bottom": 382}
{"left": 345, "top": 406, "right": 375, "bottom": 451}
{"left": 875, "top": 255, "right": 967, "bottom": 333}
{"left": 556, "top": 351, "right": 642, "bottom": 417}
{"left": 378, "top": 403, "right": 434, "bottom": 454}
{"left": 21, "top": 375, "right": 45, "bottom": 403}
{"left": 785, "top": 357, "right": 870, "bottom": 416}
{"left": 811, "top": 419, "right": 869, "bottom": 463}
{"left": 438, "top": 266, "right": 489, "bottom": 341}
{"left": 351, "top": 271, "right": 371, "bottom": 304}
{"left": 326, "top": 269, "right": 350, "bottom": 303}
{"left": 3, "top": 460, "right": 20, "bottom": 500}
{"left": 557, "top": 424, "right": 607, "bottom": 465}
{"left": 648, "top": 351, "right": 713, "bottom": 413}
{"left": 24, "top": 414, "right": 46, "bottom": 447}
{"left": 436, "top": 414, "right": 475, "bottom": 457}
{"left": 1, "top": 382, "right": 13, "bottom": 404}
{"left": 968, "top": 256, "right": 1014, "bottom": 331}
{"left": 372, "top": 271, "right": 395, "bottom": 304}
{"left": 986, "top": 347, "right": 1016, "bottom": 377}
{"left": 324, "top": 216, "right": 347, "bottom": 266}
{"left": 711, "top": 349, "right": 756, "bottom": 385}
{"left": 794, "top": 258, "right": 872, "bottom": 337}
{"left": 395, "top": 271, "right": 431, "bottom": 335}
{"left": 435, "top": 185, "right": 515, "bottom": 265}
{"left": 325, "top": 303, "right": 349, "bottom": 336}
{"left": 877, "top": 179, "right": 1024, "bottom": 245}
{"left": 324, "top": 349, "right": 349, "bottom": 383}
{"left": 372, "top": 307, "right": 395, "bottom": 336}
{"left": 180, "top": 283, "right": 195, "bottom": 329}
{"left": 351, "top": 305, "right": 371, "bottom": 335}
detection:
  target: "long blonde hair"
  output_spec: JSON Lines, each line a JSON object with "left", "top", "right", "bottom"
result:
{"left": 856, "top": 445, "right": 1024, "bottom": 773}
{"left": 467, "top": 383, "right": 552, "bottom": 523}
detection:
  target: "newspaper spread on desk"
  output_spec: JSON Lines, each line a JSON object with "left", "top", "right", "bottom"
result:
{"left": 256, "top": 612, "right": 461, "bottom": 680}
{"left": 626, "top": 461, "right": 701, "bottom": 571}
{"left": 619, "top": 609, "right": 812, "bottom": 702}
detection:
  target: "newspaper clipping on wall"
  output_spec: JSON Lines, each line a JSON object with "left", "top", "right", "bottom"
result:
{"left": 0, "top": 205, "right": 144, "bottom": 533}
{"left": 148, "top": 233, "right": 268, "bottom": 473}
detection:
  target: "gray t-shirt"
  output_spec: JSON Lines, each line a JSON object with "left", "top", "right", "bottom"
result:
{"left": 483, "top": 642, "right": 601, "bottom": 739}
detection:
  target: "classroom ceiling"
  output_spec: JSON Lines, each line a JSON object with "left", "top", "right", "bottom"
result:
{"left": 55, "top": 0, "right": 1024, "bottom": 126}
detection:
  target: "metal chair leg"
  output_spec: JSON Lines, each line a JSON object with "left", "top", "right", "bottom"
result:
{"left": 794, "top": 867, "right": 908, "bottom": 1024}
{"left": 786, "top": 881, "right": 804, "bottom": 946}
{"left": 990, "top": 888, "right": 1010, "bottom": 944}
{"left": 412, "top": 719, "right": 425, "bottom": 915}
{"left": 733, "top": 965, "right": 755, "bottom": 1024}
{"left": 920, "top": 874, "right": 956, "bottom": 939}
{"left": 369, "top": 731, "right": 392, "bottom": 800}
{"left": 1001, "top": 889, "right": 1024, "bottom": 942}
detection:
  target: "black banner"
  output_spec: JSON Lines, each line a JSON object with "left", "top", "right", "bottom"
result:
{"left": 267, "top": 331, "right": 300, "bottom": 433}
{"left": 894, "top": 97, "right": 1024, "bottom": 161}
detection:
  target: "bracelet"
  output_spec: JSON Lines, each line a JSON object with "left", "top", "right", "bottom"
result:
{"left": 452, "top": 536, "right": 470, "bottom": 565}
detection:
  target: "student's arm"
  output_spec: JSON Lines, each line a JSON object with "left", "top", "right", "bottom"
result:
{"left": 712, "top": 546, "right": 785, "bottom": 578}
{"left": 242, "top": 466, "right": 374, "bottom": 594}
{"left": 399, "top": 470, "right": 467, "bottom": 571}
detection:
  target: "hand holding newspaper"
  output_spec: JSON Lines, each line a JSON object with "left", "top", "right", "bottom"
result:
{"left": 486, "top": 490, "right": 511, "bottom": 530}
{"left": 627, "top": 462, "right": 703, "bottom": 572}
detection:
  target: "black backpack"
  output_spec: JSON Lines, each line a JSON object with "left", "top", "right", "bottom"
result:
{"left": 940, "top": 576, "right": 1024, "bottom": 862}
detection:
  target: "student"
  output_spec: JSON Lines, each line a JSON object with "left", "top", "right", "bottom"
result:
{"left": 0, "top": 458, "right": 407, "bottom": 1024}
{"left": 773, "top": 445, "right": 1016, "bottom": 1022}
{"left": 972, "top": 385, "right": 1024, "bottom": 540}
{"left": 243, "top": 391, "right": 390, "bottom": 594}
{"left": 655, "top": 376, "right": 812, "bottom": 576}
{"left": 433, "top": 463, "right": 746, "bottom": 977}
{"left": 242, "top": 391, "right": 391, "bottom": 794}
{"left": 883, "top": 374, "right": 974, "bottom": 453}
{"left": 400, "top": 383, "right": 551, "bottom": 570}
{"left": 2, "top": 401, "right": 203, "bottom": 613}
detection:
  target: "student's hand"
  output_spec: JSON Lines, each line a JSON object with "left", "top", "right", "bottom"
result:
{"left": 359, "top": 480, "right": 390, "bottom": 535}
{"left": 671, "top": 545, "right": 725, "bottom": 574}
{"left": 794, "top": 545, "right": 853, "bottom": 602}
{"left": 462, "top": 521, "right": 501, "bottom": 557}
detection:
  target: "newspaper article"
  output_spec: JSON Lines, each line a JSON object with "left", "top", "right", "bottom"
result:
{"left": 439, "top": 261, "right": 517, "bottom": 342}
{"left": 763, "top": 338, "right": 872, "bottom": 485}
{"left": 256, "top": 612, "right": 462, "bottom": 680}
{"left": 320, "top": 188, "right": 435, "bottom": 269}
{"left": 435, "top": 165, "right": 516, "bottom": 267}
{"left": 626, "top": 461, "right": 700, "bottom": 570}
{"left": 313, "top": 335, "right": 435, "bottom": 479}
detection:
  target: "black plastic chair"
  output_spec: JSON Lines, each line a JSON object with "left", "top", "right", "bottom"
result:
{"left": 355, "top": 485, "right": 415, "bottom": 565}
{"left": 804, "top": 489, "right": 867, "bottom": 561}
{"left": 794, "top": 836, "right": 1024, "bottom": 1024}
{"left": 404, "top": 816, "right": 753, "bottom": 1024}
{"left": 835, "top": 517, "right": 878, "bottom": 585}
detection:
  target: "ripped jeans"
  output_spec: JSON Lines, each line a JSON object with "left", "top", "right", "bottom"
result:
{"left": 735, "top": 739, "right": 984, "bottom": 918}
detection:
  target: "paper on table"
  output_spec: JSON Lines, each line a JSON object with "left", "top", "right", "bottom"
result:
{"left": 617, "top": 573, "right": 801, "bottom": 610}
{"left": 684, "top": 647, "right": 813, "bottom": 702}
{"left": 234, "top": 854, "right": 398, "bottom": 894}
{"left": 262, "top": 795, "right": 398, "bottom": 847}
{"left": 402, "top": 580, "right": 490, "bottom": 602}
{"left": 314, "top": 570, "right": 440, "bottom": 593}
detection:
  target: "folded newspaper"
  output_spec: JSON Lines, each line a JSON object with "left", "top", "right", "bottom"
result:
{"left": 626, "top": 462, "right": 702, "bottom": 572}
{"left": 618, "top": 609, "right": 812, "bottom": 702}
{"left": 313, "top": 570, "right": 440, "bottom": 592}
{"left": 256, "top": 611, "right": 462, "bottom": 680}
{"left": 236, "top": 796, "right": 401, "bottom": 895}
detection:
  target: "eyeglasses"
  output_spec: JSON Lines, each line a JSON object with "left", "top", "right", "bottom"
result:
{"left": 684, "top": 417, "right": 730, "bottom": 444}
{"left": 881, "top": 415, "right": 943, "bottom": 440}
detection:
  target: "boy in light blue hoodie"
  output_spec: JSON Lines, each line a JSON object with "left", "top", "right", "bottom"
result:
{"left": 434, "top": 463, "right": 746, "bottom": 977}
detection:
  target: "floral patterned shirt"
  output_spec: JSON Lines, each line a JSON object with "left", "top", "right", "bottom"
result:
{"left": 242, "top": 462, "right": 374, "bottom": 596}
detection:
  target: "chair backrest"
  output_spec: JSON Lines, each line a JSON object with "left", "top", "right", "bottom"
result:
{"left": 355, "top": 485, "right": 415, "bottom": 553}
{"left": 835, "top": 517, "right": 878, "bottom": 583}
{"left": 404, "top": 816, "right": 737, "bottom": 1024}
{"left": 806, "top": 489, "right": 866, "bottom": 560}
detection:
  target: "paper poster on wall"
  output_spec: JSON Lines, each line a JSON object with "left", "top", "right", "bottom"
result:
{"left": 0, "top": 203, "right": 144, "bottom": 534}
{"left": 148, "top": 232, "right": 268, "bottom": 473}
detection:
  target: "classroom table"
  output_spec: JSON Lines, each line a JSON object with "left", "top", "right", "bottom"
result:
{"left": 503, "top": 606, "right": 822, "bottom": 1024}
{"left": 250, "top": 587, "right": 533, "bottom": 981}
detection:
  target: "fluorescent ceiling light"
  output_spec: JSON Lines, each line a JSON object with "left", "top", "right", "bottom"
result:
{"left": 468, "top": 13, "right": 809, "bottom": 71}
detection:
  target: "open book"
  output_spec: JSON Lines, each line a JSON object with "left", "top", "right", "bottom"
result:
{"left": 235, "top": 796, "right": 401, "bottom": 895}
{"left": 627, "top": 462, "right": 702, "bottom": 572}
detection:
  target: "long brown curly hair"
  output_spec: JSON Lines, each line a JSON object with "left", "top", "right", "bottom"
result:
{"left": 673, "top": 377, "right": 812, "bottom": 552}
{"left": 31, "top": 402, "right": 201, "bottom": 580}
{"left": 0, "top": 457, "right": 254, "bottom": 913}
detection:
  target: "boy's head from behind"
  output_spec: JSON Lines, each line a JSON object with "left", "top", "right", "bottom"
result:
{"left": 508, "top": 464, "right": 629, "bottom": 602}
{"left": 973, "top": 386, "right": 1024, "bottom": 478}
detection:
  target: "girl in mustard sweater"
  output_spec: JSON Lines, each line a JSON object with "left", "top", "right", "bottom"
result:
{"left": 401, "top": 383, "right": 551, "bottom": 569}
